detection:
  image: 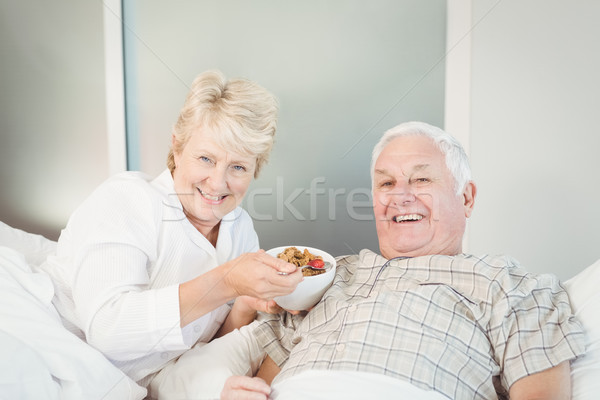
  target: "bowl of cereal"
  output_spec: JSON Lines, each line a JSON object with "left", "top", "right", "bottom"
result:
{"left": 267, "top": 245, "right": 336, "bottom": 311}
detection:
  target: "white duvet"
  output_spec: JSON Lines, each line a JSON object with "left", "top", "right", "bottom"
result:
{"left": 0, "top": 246, "right": 146, "bottom": 400}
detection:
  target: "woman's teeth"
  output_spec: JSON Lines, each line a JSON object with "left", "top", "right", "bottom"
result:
{"left": 199, "top": 189, "right": 224, "bottom": 201}
{"left": 393, "top": 214, "right": 423, "bottom": 223}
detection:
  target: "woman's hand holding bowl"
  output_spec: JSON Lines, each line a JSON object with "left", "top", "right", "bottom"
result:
{"left": 223, "top": 250, "right": 303, "bottom": 302}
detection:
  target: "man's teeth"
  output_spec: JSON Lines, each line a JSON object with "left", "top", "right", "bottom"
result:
{"left": 393, "top": 214, "right": 423, "bottom": 223}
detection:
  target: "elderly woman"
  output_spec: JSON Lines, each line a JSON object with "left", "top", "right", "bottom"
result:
{"left": 39, "top": 70, "right": 302, "bottom": 389}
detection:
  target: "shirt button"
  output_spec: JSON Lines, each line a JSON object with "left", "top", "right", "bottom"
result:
{"left": 336, "top": 343, "right": 345, "bottom": 352}
{"left": 292, "top": 336, "right": 302, "bottom": 344}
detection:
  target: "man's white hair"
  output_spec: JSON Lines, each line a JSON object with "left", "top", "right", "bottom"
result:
{"left": 370, "top": 121, "right": 472, "bottom": 195}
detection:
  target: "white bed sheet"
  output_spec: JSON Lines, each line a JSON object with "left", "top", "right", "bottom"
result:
{"left": 270, "top": 370, "right": 448, "bottom": 400}
{"left": 0, "top": 233, "right": 146, "bottom": 399}
{"left": 0, "top": 220, "right": 146, "bottom": 400}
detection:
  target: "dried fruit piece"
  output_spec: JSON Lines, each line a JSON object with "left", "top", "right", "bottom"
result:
{"left": 307, "top": 259, "right": 325, "bottom": 269}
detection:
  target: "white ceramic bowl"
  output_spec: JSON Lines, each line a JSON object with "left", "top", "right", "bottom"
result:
{"left": 267, "top": 245, "right": 336, "bottom": 310}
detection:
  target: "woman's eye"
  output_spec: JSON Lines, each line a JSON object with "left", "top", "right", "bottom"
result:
{"left": 199, "top": 156, "right": 213, "bottom": 164}
{"left": 232, "top": 165, "right": 246, "bottom": 172}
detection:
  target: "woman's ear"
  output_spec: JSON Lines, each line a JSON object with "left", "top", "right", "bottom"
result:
{"left": 463, "top": 181, "right": 477, "bottom": 218}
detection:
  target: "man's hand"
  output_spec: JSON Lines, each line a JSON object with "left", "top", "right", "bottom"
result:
{"left": 221, "top": 376, "right": 271, "bottom": 400}
{"left": 239, "top": 295, "right": 284, "bottom": 314}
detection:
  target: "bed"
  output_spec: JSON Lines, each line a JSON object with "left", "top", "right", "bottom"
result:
{"left": 1, "top": 220, "right": 598, "bottom": 399}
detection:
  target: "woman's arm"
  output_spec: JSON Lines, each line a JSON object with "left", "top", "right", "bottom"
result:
{"left": 255, "top": 355, "right": 280, "bottom": 385}
{"left": 82, "top": 248, "right": 299, "bottom": 359}
{"left": 179, "top": 251, "right": 301, "bottom": 328}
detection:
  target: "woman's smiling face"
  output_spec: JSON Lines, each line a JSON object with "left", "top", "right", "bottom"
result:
{"left": 372, "top": 135, "right": 475, "bottom": 259}
{"left": 172, "top": 127, "right": 256, "bottom": 236}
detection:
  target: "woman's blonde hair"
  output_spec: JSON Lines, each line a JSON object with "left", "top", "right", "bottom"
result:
{"left": 167, "top": 70, "right": 279, "bottom": 177}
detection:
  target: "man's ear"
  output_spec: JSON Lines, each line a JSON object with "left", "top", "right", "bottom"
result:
{"left": 463, "top": 181, "right": 477, "bottom": 218}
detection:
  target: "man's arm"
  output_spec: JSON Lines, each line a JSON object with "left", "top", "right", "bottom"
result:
{"left": 509, "top": 361, "right": 571, "bottom": 400}
{"left": 255, "top": 355, "right": 281, "bottom": 385}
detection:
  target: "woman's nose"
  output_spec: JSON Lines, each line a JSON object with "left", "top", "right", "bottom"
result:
{"left": 207, "top": 166, "right": 228, "bottom": 192}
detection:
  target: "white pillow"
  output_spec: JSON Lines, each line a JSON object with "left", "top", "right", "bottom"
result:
{"left": 0, "top": 221, "right": 56, "bottom": 266}
{"left": 564, "top": 258, "right": 600, "bottom": 400}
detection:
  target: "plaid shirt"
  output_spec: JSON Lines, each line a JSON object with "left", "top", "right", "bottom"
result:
{"left": 254, "top": 249, "right": 585, "bottom": 399}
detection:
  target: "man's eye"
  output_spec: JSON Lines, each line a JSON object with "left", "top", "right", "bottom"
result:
{"left": 232, "top": 165, "right": 247, "bottom": 172}
{"left": 413, "top": 177, "right": 430, "bottom": 184}
{"left": 378, "top": 181, "right": 393, "bottom": 188}
{"left": 199, "top": 156, "right": 213, "bottom": 164}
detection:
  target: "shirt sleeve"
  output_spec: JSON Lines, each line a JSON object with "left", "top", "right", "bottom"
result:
{"left": 488, "top": 268, "right": 586, "bottom": 389}
{"left": 253, "top": 312, "right": 306, "bottom": 367}
{"left": 64, "top": 175, "right": 188, "bottom": 360}
{"left": 74, "top": 243, "right": 187, "bottom": 360}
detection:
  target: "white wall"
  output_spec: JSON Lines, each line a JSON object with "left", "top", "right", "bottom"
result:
{"left": 447, "top": 0, "right": 600, "bottom": 280}
{"left": 3, "top": 1, "right": 596, "bottom": 281}
{"left": 123, "top": 0, "right": 447, "bottom": 257}
{"left": 0, "top": 0, "right": 109, "bottom": 240}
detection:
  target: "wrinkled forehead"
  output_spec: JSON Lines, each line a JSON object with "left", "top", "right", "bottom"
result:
{"left": 375, "top": 136, "right": 445, "bottom": 170}
{"left": 374, "top": 163, "right": 435, "bottom": 180}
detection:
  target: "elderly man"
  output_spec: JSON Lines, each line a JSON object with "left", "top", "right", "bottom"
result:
{"left": 223, "top": 121, "right": 585, "bottom": 399}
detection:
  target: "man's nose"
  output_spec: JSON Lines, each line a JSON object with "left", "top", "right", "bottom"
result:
{"left": 392, "top": 183, "right": 416, "bottom": 206}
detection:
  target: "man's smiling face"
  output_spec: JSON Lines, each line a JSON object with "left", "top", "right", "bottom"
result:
{"left": 372, "top": 135, "right": 475, "bottom": 259}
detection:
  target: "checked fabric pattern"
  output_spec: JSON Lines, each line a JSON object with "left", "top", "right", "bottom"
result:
{"left": 254, "top": 250, "right": 585, "bottom": 399}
